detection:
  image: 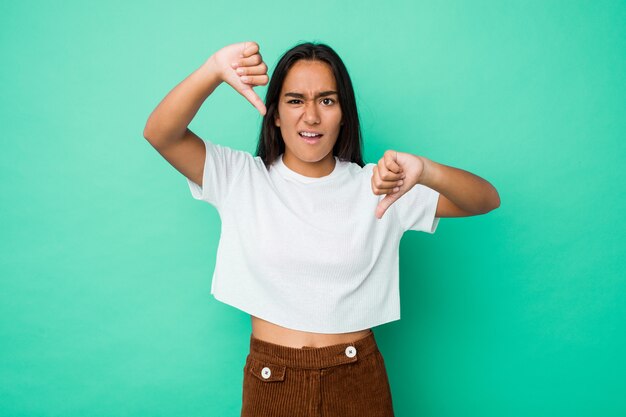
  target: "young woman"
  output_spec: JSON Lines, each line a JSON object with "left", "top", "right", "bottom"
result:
{"left": 143, "top": 41, "right": 500, "bottom": 417}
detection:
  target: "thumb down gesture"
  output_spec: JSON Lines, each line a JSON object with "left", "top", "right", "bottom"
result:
{"left": 371, "top": 150, "right": 426, "bottom": 219}
{"left": 208, "top": 41, "right": 268, "bottom": 115}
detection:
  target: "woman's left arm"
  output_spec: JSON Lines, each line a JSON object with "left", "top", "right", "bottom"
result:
{"left": 372, "top": 150, "right": 501, "bottom": 219}
{"left": 418, "top": 155, "right": 501, "bottom": 217}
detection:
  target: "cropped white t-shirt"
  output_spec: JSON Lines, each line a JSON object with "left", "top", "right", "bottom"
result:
{"left": 187, "top": 139, "right": 440, "bottom": 334}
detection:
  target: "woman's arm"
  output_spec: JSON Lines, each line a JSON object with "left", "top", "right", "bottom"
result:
{"left": 142, "top": 42, "right": 268, "bottom": 186}
{"left": 371, "top": 150, "right": 500, "bottom": 219}
{"left": 418, "top": 156, "right": 500, "bottom": 217}
{"left": 143, "top": 41, "right": 267, "bottom": 148}
{"left": 143, "top": 59, "right": 223, "bottom": 148}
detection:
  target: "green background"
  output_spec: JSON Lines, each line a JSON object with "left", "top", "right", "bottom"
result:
{"left": 1, "top": 1, "right": 624, "bottom": 416}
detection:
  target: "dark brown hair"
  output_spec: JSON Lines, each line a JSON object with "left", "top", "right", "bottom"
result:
{"left": 255, "top": 42, "right": 365, "bottom": 169}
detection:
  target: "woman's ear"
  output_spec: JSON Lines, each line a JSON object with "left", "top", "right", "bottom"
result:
{"left": 275, "top": 115, "right": 281, "bottom": 127}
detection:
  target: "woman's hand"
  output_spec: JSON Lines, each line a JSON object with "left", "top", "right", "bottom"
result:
{"left": 371, "top": 150, "right": 426, "bottom": 219}
{"left": 206, "top": 41, "right": 269, "bottom": 115}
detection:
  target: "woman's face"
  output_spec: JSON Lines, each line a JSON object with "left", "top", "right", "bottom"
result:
{"left": 274, "top": 59, "right": 342, "bottom": 177}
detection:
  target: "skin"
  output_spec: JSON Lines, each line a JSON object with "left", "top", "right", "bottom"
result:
{"left": 371, "top": 150, "right": 501, "bottom": 219}
{"left": 274, "top": 60, "right": 343, "bottom": 178}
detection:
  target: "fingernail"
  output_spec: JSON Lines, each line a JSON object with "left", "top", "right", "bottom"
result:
{"left": 241, "top": 76, "right": 248, "bottom": 82}
{"left": 398, "top": 180, "right": 403, "bottom": 185}
{"left": 231, "top": 62, "right": 239, "bottom": 68}
{"left": 393, "top": 187, "right": 399, "bottom": 192}
{"left": 236, "top": 67, "right": 244, "bottom": 74}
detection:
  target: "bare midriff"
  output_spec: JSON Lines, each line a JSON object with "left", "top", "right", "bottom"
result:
{"left": 251, "top": 315, "right": 372, "bottom": 348}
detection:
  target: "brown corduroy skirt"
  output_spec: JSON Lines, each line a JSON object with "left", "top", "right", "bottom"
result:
{"left": 240, "top": 330, "right": 395, "bottom": 417}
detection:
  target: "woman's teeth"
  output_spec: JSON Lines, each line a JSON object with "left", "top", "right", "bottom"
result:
{"left": 300, "top": 132, "right": 321, "bottom": 138}
{"left": 300, "top": 132, "right": 322, "bottom": 144}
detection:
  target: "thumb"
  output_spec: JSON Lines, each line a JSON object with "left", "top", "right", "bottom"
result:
{"left": 239, "top": 87, "right": 267, "bottom": 116}
{"left": 375, "top": 192, "right": 402, "bottom": 219}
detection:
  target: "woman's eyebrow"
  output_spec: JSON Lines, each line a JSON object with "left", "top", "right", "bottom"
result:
{"left": 284, "top": 91, "right": 338, "bottom": 99}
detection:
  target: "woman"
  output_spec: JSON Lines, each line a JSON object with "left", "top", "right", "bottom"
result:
{"left": 143, "top": 41, "right": 500, "bottom": 417}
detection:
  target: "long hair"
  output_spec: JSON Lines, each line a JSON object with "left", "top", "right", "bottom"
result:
{"left": 255, "top": 42, "right": 365, "bottom": 169}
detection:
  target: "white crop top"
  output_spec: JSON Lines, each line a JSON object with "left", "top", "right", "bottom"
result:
{"left": 187, "top": 139, "right": 441, "bottom": 334}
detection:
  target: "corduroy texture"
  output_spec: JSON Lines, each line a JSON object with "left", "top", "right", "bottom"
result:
{"left": 240, "top": 330, "right": 395, "bottom": 416}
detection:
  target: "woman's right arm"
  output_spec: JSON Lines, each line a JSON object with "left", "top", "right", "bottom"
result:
{"left": 142, "top": 42, "right": 268, "bottom": 187}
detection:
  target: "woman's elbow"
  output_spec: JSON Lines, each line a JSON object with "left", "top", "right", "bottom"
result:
{"left": 486, "top": 188, "right": 501, "bottom": 213}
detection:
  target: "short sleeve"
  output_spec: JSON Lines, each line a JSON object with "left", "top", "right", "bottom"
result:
{"left": 391, "top": 183, "right": 441, "bottom": 233}
{"left": 186, "top": 138, "right": 251, "bottom": 209}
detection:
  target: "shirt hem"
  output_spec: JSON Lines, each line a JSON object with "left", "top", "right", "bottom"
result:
{"left": 211, "top": 291, "right": 400, "bottom": 334}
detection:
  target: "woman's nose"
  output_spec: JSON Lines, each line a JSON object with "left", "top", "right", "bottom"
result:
{"left": 302, "top": 102, "right": 320, "bottom": 124}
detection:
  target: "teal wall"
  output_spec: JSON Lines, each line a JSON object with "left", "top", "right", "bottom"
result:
{"left": 1, "top": 1, "right": 624, "bottom": 416}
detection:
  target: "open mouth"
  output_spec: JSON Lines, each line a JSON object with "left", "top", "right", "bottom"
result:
{"left": 299, "top": 131, "right": 323, "bottom": 143}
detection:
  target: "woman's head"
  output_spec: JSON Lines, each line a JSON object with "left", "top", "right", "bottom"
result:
{"left": 256, "top": 42, "right": 365, "bottom": 171}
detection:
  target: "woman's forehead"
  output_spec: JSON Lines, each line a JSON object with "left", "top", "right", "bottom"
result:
{"left": 281, "top": 60, "right": 337, "bottom": 92}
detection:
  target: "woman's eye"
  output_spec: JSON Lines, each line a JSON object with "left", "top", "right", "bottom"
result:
{"left": 287, "top": 98, "right": 335, "bottom": 105}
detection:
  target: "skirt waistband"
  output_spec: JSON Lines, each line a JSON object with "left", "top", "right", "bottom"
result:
{"left": 247, "top": 330, "right": 379, "bottom": 369}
